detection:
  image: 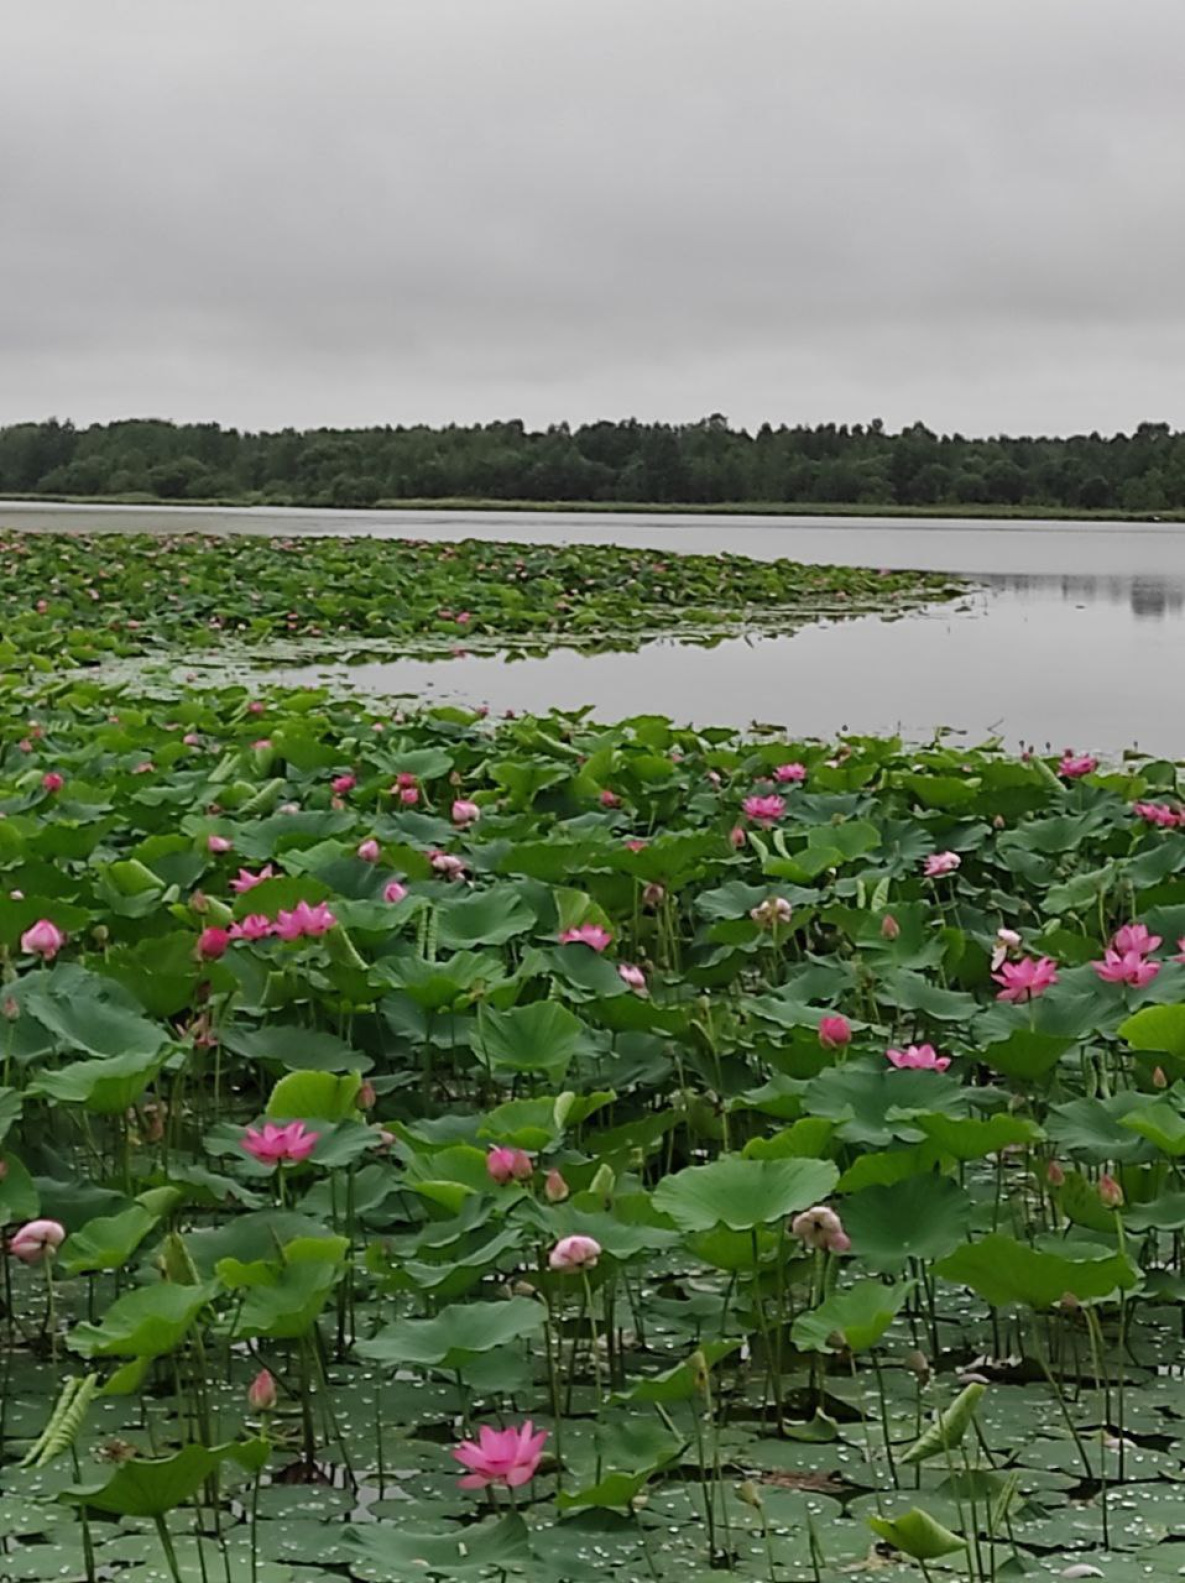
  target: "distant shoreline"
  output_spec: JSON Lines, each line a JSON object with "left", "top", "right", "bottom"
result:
{"left": 0, "top": 492, "right": 1181, "bottom": 524}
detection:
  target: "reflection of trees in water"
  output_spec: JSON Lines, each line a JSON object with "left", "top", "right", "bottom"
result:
{"left": 982, "top": 573, "right": 1185, "bottom": 620}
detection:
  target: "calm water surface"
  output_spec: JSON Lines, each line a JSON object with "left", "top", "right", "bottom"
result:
{"left": 4, "top": 502, "right": 1183, "bottom": 755}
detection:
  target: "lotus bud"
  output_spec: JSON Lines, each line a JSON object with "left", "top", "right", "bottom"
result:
{"left": 689, "top": 1349, "right": 710, "bottom": 1394}
{"left": 589, "top": 1163, "right": 616, "bottom": 1201}
{"left": 903, "top": 1349, "right": 930, "bottom": 1383}
{"left": 881, "top": 914, "right": 900, "bottom": 940}
{"left": 357, "top": 1081, "right": 377, "bottom": 1110}
{"left": 1098, "top": 1173, "right": 1124, "bottom": 1208}
{"left": 1059, "top": 1292, "right": 1081, "bottom": 1312}
{"left": 512, "top": 1280, "right": 538, "bottom": 1298}
{"left": 993, "top": 814, "right": 1006, "bottom": 829}
{"left": 544, "top": 1168, "right": 569, "bottom": 1203}
{"left": 247, "top": 1368, "right": 277, "bottom": 1412}
{"left": 1046, "top": 1160, "right": 1065, "bottom": 1187}
{"left": 91, "top": 923, "right": 109, "bottom": 946}
{"left": 1153, "top": 1065, "right": 1169, "bottom": 1090}
{"left": 1, "top": 997, "right": 17, "bottom": 1022}
{"left": 736, "top": 1479, "right": 765, "bottom": 1510}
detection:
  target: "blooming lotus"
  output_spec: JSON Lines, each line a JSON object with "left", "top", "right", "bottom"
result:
{"left": 772, "top": 762, "right": 807, "bottom": 783}
{"left": 791, "top": 1204, "right": 850, "bottom": 1253}
{"left": 1059, "top": 752, "right": 1098, "bottom": 779}
{"left": 1093, "top": 949, "right": 1160, "bottom": 988}
{"left": 560, "top": 922, "right": 612, "bottom": 952}
{"left": 429, "top": 850, "right": 467, "bottom": 880}
{"left": 549, "top": 1234, "right": 602, "bottom": 1271}
{"left": 273, "top": 900, "right": 337, "bottom": 940}
{"left": 20, "top": 918, "right": 65, "bottom": 960}
{"left": 229, "top": 914, "right": 273, "bottom": 941}
{"left": 924, "top": 851, "right": 961, "bottom": 878}
{"left": 887, "top": 1043, "right": 951, "bottom": 1072}
{"left": 1111, "top": 922, "right": 1161, "bottom": 957}
{"left": 742, "top": 794, "right": 786, "bottom": 824}
{"left": 618, "top": 962, "right": 647, "bottom": 993}
{"left": 10, "top": 1219, "right": 66, "bottom": 1264}
{"left": 1134, "top": 800, "right": 1180, "bottom": 827}
{"left": 993, "top": 955, "right": 1059, "bottom": 1002}
{"left": 452, "top": 1421, "right": 548, "bottom": 1491}
{"left": 750, "top": 896, "right": 792, "bottom": 929}
{"left": 230, "top": 866, "right": 274, "bottom": 894}
{"left": 241, "top": 1120, "right": 320, "bottom": 1167}
{"left": 818, "top": 1014, "right": 851, "bottom": 1051}
{"left": 487, "top": 1146, "right": 533, "bottom": 1184}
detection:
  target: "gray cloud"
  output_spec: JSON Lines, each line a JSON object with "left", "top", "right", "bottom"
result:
{"left": 2, "top": 0, "right": 1183, "bottom": 434}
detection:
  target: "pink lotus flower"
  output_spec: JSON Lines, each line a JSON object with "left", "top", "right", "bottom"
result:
{"left": 625, "top": 838, "right": 648, "bottom": 853}
{"left": 229, "top": 914, "right": 273, "bottom": 941}
{"left": 742, "top": 794, "right": 786, "bottom": 825}
{"left": 487, "top": 1146, "right": 533, "bottom": 1185}
{"left": 332, "top": 774, "right": 356, "bottom": 795}
{"left": 452, "top": 799, "right": 480, "bottom": 825}
{"left": 398, "top": 786, "right": 420, "bottom": 806}
{"left": 773, "top": 762, "right": 807, "bottom": 784}
{"left": 881, "top": 914, "right": 901, "bottom": 940}
{"left": 247, "top": 700, "right": 265, "bottom": 716}
{"left": 20, "top": 918, "right": 65, "bottom": 960}
{"left": 993, "top": 955, "right": 1059, "bottom": 1003}
{"left": 452, "top": 1420, "right": 548, "bottom": 1491}
{"left": 383, "top": 879, "right": 408, "bottom": 903}
{"left": 618, "top": 963, "right": 647, "bottom": 993}
{"left": 41, "top": 771, "right": 63, "bottom": 793}
{"left": 599, "top": 789, "right": 620, "bottom": 808}
{"left": 790, "top": 1204, "right": 850, "bottom": 1254}
{"left": 549, "top": 1234, "right": 602, "bottom": 1272}
{"left": 887, "top": 1043, "right": 951, "bottom": 1072}
{"left": 544, "top": 1169, "right": 569, "bottom": 1203}
{"left": 429, "top": 850, "right": 467, "bottom": 880}
{"left": 9, "top": 1219, "right": 66, "bottom": 1264}
{"left": 357, "top": 838, "right": 381, "bottom": 863}
{"left": 1059, "top": 752, "right": 1098, "bottom": 779}
{"left": 197, "top": 926, "right": 231, "bottom": 961}
{"left": 241, "top": 1120, "right": 320, "bottom": 1167}
{"left": 1093, "top": 949, "right": 1160, "bottom": 988}
{"left": 924, "top": 851, "right": 961, "bottom": 878}
{"left": 818, "top": 1015, "right": 851, "bottom": 1052}
{"left": 990, "top": 927, "right": 1022, "bottom": 971}
{"left": 559, "top": 923, "right": 612, "bottom": 952}
{"left": 1112, "top": 922, "right": 1161, "bottom": 957}
{"left": 273, "top": 900, "right": 337, "bottom": 940}
{"left": 206, "top": 834, "right": 233, "bottom": 854}
{"left": 247, "top": 1368, "right": 277, "bottom": 1412}
{"left": 1046, "top": 1160, "right": 1065, "bottom": 1187}
{"left": 230, "top": 866, "right": 274, "bottom": 894}
{"left": 1098, "top": 1172, "right": 1124, "bottom": 1208}
{"left": 729, "top": 825, "right": 746, "bottom": 849}
{"left": 750, "top": 896, "right": 792, "bottom": 929}
{"left": 1134, "top": 801, "right": 1180, "bottom": 828}
{"left": 183, "top": 733, "right": 202, "bottom": 747}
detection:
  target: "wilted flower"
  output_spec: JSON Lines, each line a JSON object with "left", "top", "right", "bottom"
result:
{"left": 206, "top": 834, "right": 233, "bottom": 854}
{"left": 990, "top": 927, "right": 1022, "bottom": 971}
{"left": 618, "top": 962, "right": 647, "bottom": 993}
{"left": 429, "top": 850, "right": 468, "bottom": 881}
{"left": 790, "top": 1204, "right": 851, "bottom": 1253}
{"left": 750, "top": 896, "right": 792, "bottom": 929}
{"left": 230, "top": 866, "right": 274, "bottom": 894}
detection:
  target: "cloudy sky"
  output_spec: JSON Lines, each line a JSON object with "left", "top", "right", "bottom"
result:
{"left": 2, "top": 0, "right": 1182, "bottom": 437}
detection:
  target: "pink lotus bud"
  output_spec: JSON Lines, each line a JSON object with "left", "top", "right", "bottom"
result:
{"left": 1098, "top": 1172, "right": 1124, "bottom": 1209}
{"left": 729, "top": 825, "right": 746, "bottom": 849}
{"left": 599, "top": 789, "right": 620, "bottom": 808}
{"left": 818, "top": 1015, "right": 851, "bottom": 1052}
{"left": 197, "top": 927, "right": 231, "bottom": 961}
{"left": 2, "top": 997, "right": 18, "bottom": 1022}
{"left": 383, "top": 879, "right": 408, "bottom": 903}
{"left": 9, "top": 1219, "right": 65, "bottom": 1264}
{"left": 41, "top": 771, "right": 64, "bottom": 793}
{"left": 549, "top": 1234, "right": 601, "bottom": 1272}
{"left": 399, "top": 786, "right": 419, "bottom": 807}
{"left": 357, "top": 1081, "right": 377, "bottom": 1110}
{"left": 881, "top": 914, "right": 900, "bottom": 940}
{"left": 452, "top": 800, "right": 480, "bottom": 826}
{"left": 544, "top": 1168, "right": 569, "bottom": 1203}
{"left": 20, "top": 919, "right": 65, "bottom": 960}
{"left": 332, "top": 774, "right": 356, "bottom": 795}
{"left": 1046, "top": 1160, "right": 1065, "bottom": 1187}
{"left": 247, "top": 700, "right": 265, "bottom": 716}
{"left": 206, "top": 834, "right": 233, "bottom": 854}
{"left": 247, "top": 1368, "right": 277, "bottom": 1411}
{"left": 357, "top": 838, "right": 381, "bottom": 863}
{"left": 487, "top": 1146, "right": 533, "bottom": 1185}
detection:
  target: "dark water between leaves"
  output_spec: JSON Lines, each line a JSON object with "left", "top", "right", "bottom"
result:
{"left": 6, "top": 502, "right": 1185, "bottom": 756}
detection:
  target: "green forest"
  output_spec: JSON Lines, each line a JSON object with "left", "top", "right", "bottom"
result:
{"left": 3, "top": 413, "right": 1185, "bottom": 514}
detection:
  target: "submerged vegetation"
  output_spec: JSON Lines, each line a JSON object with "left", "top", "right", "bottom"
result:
{"left": 3, "top": 669, "right": 1185, "bottom": 1581}
{"left": 0, "top": 530, "right": 957, "bottom": 673}
{"left": 4, "top": 413, "right": 1185, "bottom": 514}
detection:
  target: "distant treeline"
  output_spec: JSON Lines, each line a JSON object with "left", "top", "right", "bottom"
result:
{"left": 2, "top": 415, "right": 1185, "bottom": 513}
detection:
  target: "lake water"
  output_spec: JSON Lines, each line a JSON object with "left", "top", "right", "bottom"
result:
{"left": 4, "top": 501, "right": 1183, "bottom": 756}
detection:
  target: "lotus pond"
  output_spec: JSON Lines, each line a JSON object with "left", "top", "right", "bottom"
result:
{"left": 5, "top": 544, "right": 1185, "bottom": 1583}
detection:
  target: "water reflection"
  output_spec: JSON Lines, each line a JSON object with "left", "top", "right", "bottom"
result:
{"left": 982, "top": 572, "right": 1185, "bottom": 619}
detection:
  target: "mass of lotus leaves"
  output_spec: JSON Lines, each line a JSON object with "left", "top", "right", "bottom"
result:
{"left": 0, "top": 530, "right": 956, "bottom": 672}
{"left": 7, "top": 669, "right": 1185, "bottom": 1580}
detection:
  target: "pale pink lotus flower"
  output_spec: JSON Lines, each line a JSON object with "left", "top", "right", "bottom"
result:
{"left": 429, "top": 850, "right": 468, "bottom": 881}
{"left": 132, "top": 761, "right": 154, "bottom": 775}
{"left": 332, "top": 774, "right": 356, "bottom": 795}
{"left": 241, "top": 1120, "right": 320, "bottom": 1166}
{"left": 273, "top": 900, "right": 337, "bottom": 940}
{"left": 990, "top": 927, "right": 1022, "bottom": 971}
{"left": 790, "top": 1205, "right": 851, "bottom": 1254}
{"left": 383, "top": 879, "right": 408, "bottom": 904}
{"left": 1059, "top": 752, "right": 1098, "bottom": 779}
{"left": 642, "top": 882, "right": 665, "bottom": 909}
{"left": 625, "top": 838, "right": 648, "bottom": 853}
{"left": 452, "top": 799, "right": 481, "bottom": 825}
{"left": 924, "top": 851, "right": 961, "bottom": 877}
{"left": 183, "top": 733, "right": 202, "bottom": 747}
{"left": 742, "top": 794, "right": 786, "bottom": 825}
{"left": 398, "top": 785, "right": 419, "bottom": 806}
{"left": 544, "top": 1169, "right": 569, "bottom": 1203}
{"left": 993, "top": 956, "right": 1059, "bottom": 1002}
{"left": 20, "top": 919, "right": 65, "bottom": 960}
{"left": 773, "top": 762, "right": 807, "bottom": 784}
{"left": 729, "top": 825, "right": 746, "bottom": 849}
{"left": 247, "top": 1368, "right": 277, "bottom": 1412}
{"left": 206, "top": 834, "right": 233, "bottom": 854}
{"left": 1093, "top": 949, "right": 1160, "bottom": 988}
{"left": 559, "top": 923, "right": 612, "bottom": 952}
{"left": 1134, "top": 800, "right": 1180, "bottom": 828}
{"left": 452, "top": 1421, "right": 548, "bottom": 1491}
{"left": 197, "top": 927, "right": 231, "bottom": 961}
{"left": 881, "top": 914, "right": 901, "bottom": 940}
{"left": 247, "top": 700, "right": 265, "bottom": 716}
{"left": 618, "top": 963, "right": 647, "bottom": 993}
{"left": 599, "top": 789, "right": 620, "bottom": 808}
{"left": 818, "top": 1015, "right": 851, "bottom": 1052}
{"left": 357, "top": 838, "right": 381, "bottom": 863}
{"left": 1112, "top": 922, "right": 1161, "bottom": 957}
{"left": 887, "top": 1043, "right": 951, "bottom": 1072}
{"left": 230, "top": 914, "right": 273, "bottom": 941}
{"left": 10, "top": 1219, "right": 66, "bottom": 1264}
{"left": 1098, "top": 1172, "right": 1124, "bottom": 1208}
{"left": 487, "top": 1146, "right": 533, "bottom": 1185}
{"left": 278, "top": 803, "right": 300, "bottom": 816}
{"left": 750, "top": 896, "right": 792, "bottom": 929}
{"left": 549, "top": 1234, "right": 602, "bottom": 1271}
{"left": 230, "top": 866, "right": 275, "bottom": 894}
{"left": 41, "top": 771, "right": 64, "bottom": 793}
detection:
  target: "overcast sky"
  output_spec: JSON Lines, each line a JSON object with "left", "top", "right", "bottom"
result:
{"left": 1, "top": 0, "right": 1182, "bottom": 437}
